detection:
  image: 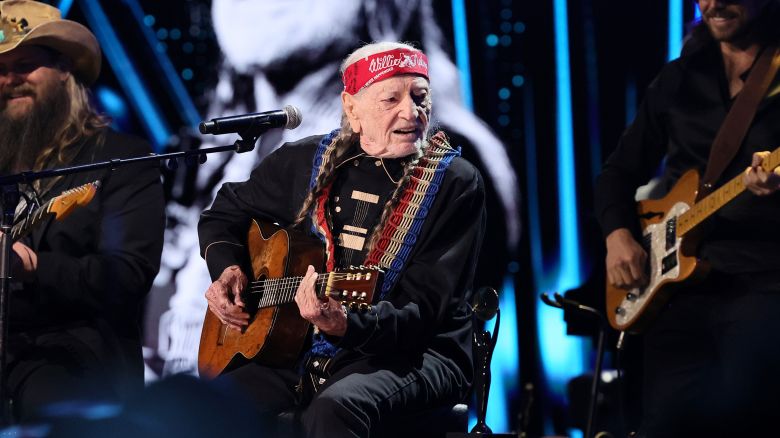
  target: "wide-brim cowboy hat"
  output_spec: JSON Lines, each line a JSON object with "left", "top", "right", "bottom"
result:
{"left": 0, "top": 0, "right": 100, "bottom": 84}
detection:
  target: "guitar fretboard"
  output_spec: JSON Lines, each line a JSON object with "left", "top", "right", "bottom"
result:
{"left": 248, "top": 272, "right": 360, "bottom": 309}
{"left": 677, "top": 146, "right": 780, "bottom": 236}
{"left": 10, "top": 198, "right": 57, "bottom": 241}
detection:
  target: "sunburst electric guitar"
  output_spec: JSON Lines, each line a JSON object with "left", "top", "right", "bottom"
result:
{"left": 10, "top": 180, "right": 101, "bottom": 241}
{"left": 198, "top": 220, "right": 383, "bottom": 379}
{"left": 606, "top": 147, "right": 780, "bottom": 333}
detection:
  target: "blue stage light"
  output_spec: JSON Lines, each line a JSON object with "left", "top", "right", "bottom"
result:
{"left": 79, "top": 0, "right": 172, "bottom": 149}
{"left": 96, "top": 86, "right": 128, "bottom": 119}
{"left": 451, "top": 0, "right": 473, "bottom": 110}
{"left": 668, "top": 0, "right": 683, "bottom": 60}
{"left": 57, "top": 0, "right": 74, "bottom": 17}
{"left": 122, "top": 0, "right": 202, "bottom": 129}
{"left": 553, "top": 0, "right": 581, "bottom": 292}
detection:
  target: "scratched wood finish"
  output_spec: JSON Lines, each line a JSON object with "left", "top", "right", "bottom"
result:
{"left": 198, "top": 220, "right": 323, "bottom": 379}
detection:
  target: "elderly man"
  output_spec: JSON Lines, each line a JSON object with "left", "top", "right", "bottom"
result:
{"left": 0, "top": 0, "right": 165, "bottom": 421}
{"left": 199, "top": 42, "right": 485, "bottom": 437}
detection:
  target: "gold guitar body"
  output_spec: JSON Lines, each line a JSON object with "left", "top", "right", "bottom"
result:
{"left": 606, "top": 169, "right": 710, "bottom": 332}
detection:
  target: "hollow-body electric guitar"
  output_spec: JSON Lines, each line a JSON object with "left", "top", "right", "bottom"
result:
{"left": 198, "top": 219, "right": 382, "bottom": 379}
{"left": 606, "top": 147, "right": 780, "bottom": 333}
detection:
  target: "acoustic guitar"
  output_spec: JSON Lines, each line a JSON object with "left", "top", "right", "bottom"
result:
{"left": 11, "top": 180, "right": 101, "bottom": 241}
{"left": 606, "top": 147, "right": 780, "bottom": 333}
{"left": 198, "top": 219, "right": 382, "bottom": 379}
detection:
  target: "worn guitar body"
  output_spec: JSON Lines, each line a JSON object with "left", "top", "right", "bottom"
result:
{"left": 606, "top": 169, "right": 710, "bottom": 333}
{"left": 198, "top": 220, "right": 324, "bottom": 378}
{"left": 199, "top": 219, "right": 381, "bottom": 379}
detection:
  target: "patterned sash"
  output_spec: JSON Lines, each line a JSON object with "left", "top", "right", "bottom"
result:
{"left": 305, "top": 129, "right": 459, "bottom": 359}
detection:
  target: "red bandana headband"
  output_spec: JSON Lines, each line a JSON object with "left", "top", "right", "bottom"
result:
{"left": 342, "top": 48, "right": 429, "bottom": 95}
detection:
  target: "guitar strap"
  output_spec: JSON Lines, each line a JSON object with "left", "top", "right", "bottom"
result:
{"left": 699, "top": 44, "right": 780, "bottom": 200}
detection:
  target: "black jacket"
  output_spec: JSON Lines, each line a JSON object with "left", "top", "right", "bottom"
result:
{"left": 10, "top": 128, "right": 165, "bottom": 392}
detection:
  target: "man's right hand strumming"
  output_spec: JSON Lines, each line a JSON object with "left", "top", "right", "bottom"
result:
{"left": 205, "top": 265, "right": 250, "bottom": 331}
{"left": 605, "top": 227, "right": 648, "bottom": 289}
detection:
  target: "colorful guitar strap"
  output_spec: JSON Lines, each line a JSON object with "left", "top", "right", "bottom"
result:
{"left": 305, "top": 128, "right": 459, "bottom": 360}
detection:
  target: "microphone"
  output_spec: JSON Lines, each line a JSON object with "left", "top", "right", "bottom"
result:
{"left": 198, "top": 105, "right": 302, "bottom": 136}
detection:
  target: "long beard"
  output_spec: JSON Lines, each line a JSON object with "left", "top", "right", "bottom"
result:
{"left": 0, "top": 84, "right": 69, "bottom": 175}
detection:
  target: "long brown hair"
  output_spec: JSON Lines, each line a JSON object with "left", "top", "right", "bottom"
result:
{"left": 33, "top": 72, "right": 110, "bottom": 174}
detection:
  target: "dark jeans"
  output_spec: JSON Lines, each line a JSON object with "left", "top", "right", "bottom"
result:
{"left": 7, "top": 328, "right": 122, "bottom": 422}
{"left": 220, "top": 352, "right": 465, "bottom": 438}
{"left": 641, "top": 271, "right": 780, "bottom": 437}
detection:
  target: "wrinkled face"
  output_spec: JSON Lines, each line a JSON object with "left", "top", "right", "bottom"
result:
{"left": 698, "top": 0, "right": 769, "bottom": 42}
{"left": 0, "top": 45, "right": 69, "bottom": 120}
{"left": 342, "top": 75, "right": 431, "bottom": 158}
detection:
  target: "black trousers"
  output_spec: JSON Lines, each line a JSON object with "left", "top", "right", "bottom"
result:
{"left": 220, "top": 352, "right": 466, "bottom": 438}
{"left": 6, "top": 327, "right": 123, "bottom": 422}
{"left": 641, "top": 271, "right": 780, "bottom": 437}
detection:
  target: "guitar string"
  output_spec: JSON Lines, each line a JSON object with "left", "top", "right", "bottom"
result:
{"left": 247, "top": 274, "right": 373, "bottom": 308}
{"left": 248, "top": 275, "right": 355, "bottom": 294}
{"left": 247, "top": 273, "right": 361, "bottom": 289}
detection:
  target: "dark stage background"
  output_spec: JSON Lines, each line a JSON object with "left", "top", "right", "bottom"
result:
{"left": 38, "top": 0, "right": 701, "bottom": 436}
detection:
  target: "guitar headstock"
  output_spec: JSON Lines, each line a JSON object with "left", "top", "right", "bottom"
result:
{"left": 49, "top": 180, "right": 101, "bottom": 220}
{"left": 323, "top": 265, "right": 384, "bottom": 311}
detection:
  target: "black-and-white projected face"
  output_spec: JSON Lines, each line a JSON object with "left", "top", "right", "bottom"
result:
{"left": 212, "top": 0, "right": 362, "bottom": 71}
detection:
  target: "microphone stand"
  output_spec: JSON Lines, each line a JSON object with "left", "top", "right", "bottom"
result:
{"left": 0, "top": 130, "right": 262, "bottom": 424}
{"left": 540, "top": 292, "right": 608, "bottom": 438}
{"left": 449, "top": 287, "right": 516, "bottom": 438}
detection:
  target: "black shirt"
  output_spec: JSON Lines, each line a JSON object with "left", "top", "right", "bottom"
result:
{"left": 328, "top": 148, "right": 406, "bottom": 268}
{"left": 594, "top": 41, "right": 780, "bottom": 274}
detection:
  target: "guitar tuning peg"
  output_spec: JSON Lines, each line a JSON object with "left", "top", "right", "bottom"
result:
{"left": 359, "top": 265, "right": 366, "bottom": 270}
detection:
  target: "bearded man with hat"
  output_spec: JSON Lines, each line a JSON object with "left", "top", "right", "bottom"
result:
{"left": 0, "top": 0, "right": 164, "bottom": 421}
{"left": 199, "top": 41, "right": 485, "bottom": 437}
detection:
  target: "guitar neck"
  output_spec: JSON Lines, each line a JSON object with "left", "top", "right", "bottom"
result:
{"left": 250, "top": 273, "right": 332, "bottom": 309}
{"left": 678, "top": 146, "right": 780, "bottom": 236}
{"left": 9, "top": 198, "right": 56, "bottom": 242}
